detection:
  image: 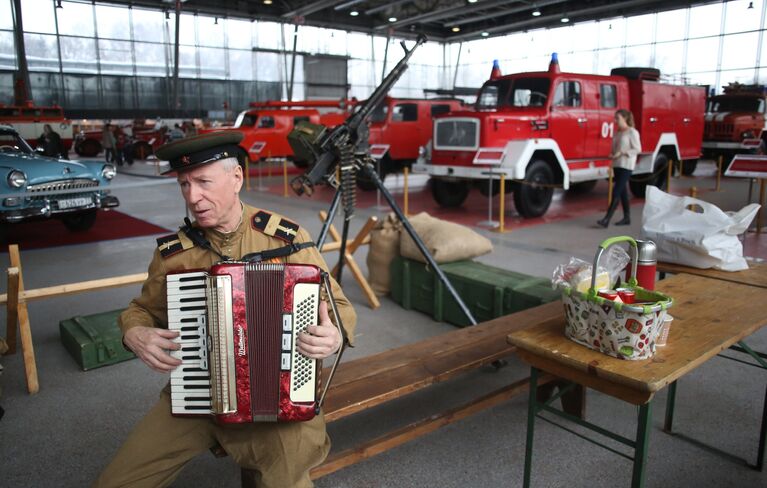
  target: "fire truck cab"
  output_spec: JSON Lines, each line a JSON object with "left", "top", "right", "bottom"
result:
{"left": 413, "top": 54, "right": 705, "bottom": 218}
{"left": 0, "top": 102, "right": 73, "bottom": 152}
{"left": 702, "top": 83, "right": 767, "bottom": 166}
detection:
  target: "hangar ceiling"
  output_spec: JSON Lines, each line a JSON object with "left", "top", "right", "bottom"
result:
{"left": 95, "top": 0, "right": 719, "bottom": 41}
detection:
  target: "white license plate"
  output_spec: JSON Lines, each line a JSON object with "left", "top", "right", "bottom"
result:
{"left": 57, "top": 197, "right": 91, "bottom": 209}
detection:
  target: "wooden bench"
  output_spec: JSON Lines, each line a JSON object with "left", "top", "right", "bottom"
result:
{"left": 241, "top": 301, "right": 569, "bottom": 484}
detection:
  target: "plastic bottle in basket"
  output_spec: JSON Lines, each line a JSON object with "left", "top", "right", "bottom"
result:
{"left": 635, "top": 240, "right": 657, "bottom": 290}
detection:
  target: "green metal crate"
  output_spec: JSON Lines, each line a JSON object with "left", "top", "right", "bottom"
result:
{"left": 59, "top": 309, "right": 136, "bottom": 370}
{"left": 390, "top": 256, "right": 560, "bottom": 327}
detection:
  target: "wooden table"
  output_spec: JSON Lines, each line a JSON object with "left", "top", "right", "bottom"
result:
{"left": 657, "top": 260, "right": 767, "bottom": 289}
{"left": 508, "top": 273, "right": 767, "bottom": 488}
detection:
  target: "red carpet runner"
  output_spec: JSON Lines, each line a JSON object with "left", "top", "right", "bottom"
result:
{"left": 2, "top": 210, "right": 169, "bottom": 251}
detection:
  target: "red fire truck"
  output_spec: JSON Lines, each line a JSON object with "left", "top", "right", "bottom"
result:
{"left": 702, "top": 83, "right": 767, "bottom": 168}
{"left": 74, "top": 121, "right": 169, "bottom": 159}
{"left": 364, "top": 96, "right": 466, "bottom": 187}
{"left": 413, "top": 54, "right": 706, "bottom": 217}
{"left": 199, "top": 99, "right": 357, "bottom": 167}
{"left": 0, "top": 102, "right": 73, "bottom": 151}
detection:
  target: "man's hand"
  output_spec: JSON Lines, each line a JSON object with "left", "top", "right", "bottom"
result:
{"left": 124, "top": 326, "right": 182, "bottom": 373}
{"left": 297, "top": 301, "right": 342, "bottom": 359}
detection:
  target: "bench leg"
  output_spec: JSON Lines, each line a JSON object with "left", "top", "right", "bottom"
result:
{"left": 663, "top": 381, "right": 677, "bottom": 433}
{"left": 523, "top": 367, "right": 539, "bottom": 488}
{"left": 631, "top": 402, "right": 653, "bottom": 488}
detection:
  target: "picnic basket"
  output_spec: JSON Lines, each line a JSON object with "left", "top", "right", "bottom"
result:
{"left": 559, "top": 236, "right": 673, "bottom": 360}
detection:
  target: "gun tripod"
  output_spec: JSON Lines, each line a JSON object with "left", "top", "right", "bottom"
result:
{"left": 315, "top": 150, "right": 479, "bottom": 328}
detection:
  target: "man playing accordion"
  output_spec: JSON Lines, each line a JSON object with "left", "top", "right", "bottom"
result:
{"left": 94, "top": 131, "right": 356, "bottom": 488}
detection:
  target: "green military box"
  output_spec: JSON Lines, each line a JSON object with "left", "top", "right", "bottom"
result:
{"left": 59, "top": 309, "right": 136, "bottom": 370}
{"left": 390, "top": 256, "right": 560, "bottom": 327}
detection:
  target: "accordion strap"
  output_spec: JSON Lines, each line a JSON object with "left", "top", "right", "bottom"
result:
{"left": 241, "top": 241, "right": 316, "bottom": 263}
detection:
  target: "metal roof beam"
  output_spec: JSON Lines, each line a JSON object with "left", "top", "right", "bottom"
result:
{"left": 365, "top": 0, "right": 416, "bottom": 16}
{"left": 282, "top": 0, "right": 345, "bottom": 18}
{"left": 375, "top": 0, "right": 520, "bottom": 30}
{"left": 446, "top": 0, "right": 569, "bottom": 27}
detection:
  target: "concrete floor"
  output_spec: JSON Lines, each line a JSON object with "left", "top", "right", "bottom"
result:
{"left": 1, "top": 159, "right": 766, "bottom": 488}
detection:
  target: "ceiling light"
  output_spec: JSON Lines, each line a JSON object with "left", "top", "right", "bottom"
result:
{"left": 468, "top": 0, "right": 478, "bottom": 3}
{"left": 481, "top": 31, "right": 489, "bottom": 37}
{"left": 532, "top": 9, "right": 541, "bottom": 16}
{"left": 561, "top": 17, "right": 569, "bottom": 23}
{"left": 388, "top": 16, "right": 397, "bottom": 22}
{"left": 55, "top": 0, "right": 63, "bottom": 8}
{"left": 263, "top": 0, "right": 272, "bottom": 4}
{"left": 452, "top": 26, "right": 460, "bottom": 32}
{"left": 350, "top": 10, "right": 359, "bottom": 16}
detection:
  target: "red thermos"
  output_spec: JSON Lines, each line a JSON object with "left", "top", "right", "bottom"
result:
{"left": 632, "top": 239, "right": 657, "bottom": 290}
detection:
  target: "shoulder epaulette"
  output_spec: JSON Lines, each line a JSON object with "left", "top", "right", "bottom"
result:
{"left": 251, "top": 210, "right": 300, "bottom": 243}
{"left": 156, "top": 231, "right": 196, "bottom": 259}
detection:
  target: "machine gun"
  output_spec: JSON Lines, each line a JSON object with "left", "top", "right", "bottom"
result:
{"left": 288, "top": 34, "right": 427, "bottom": 196}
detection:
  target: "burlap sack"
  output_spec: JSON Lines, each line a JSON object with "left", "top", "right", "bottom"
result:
{"left": 366, "top": 213, "right": 402, "bottom": 296}
{"left": 400, "top": 212, "right": 493, "bottom": 263}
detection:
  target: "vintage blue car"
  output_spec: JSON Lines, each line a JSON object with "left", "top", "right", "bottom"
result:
{"left": 0, "top": 124, "right": 119, "bottom": 231}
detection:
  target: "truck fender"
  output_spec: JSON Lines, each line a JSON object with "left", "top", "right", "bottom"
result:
{"left": 635, "top": 133, "right": 679, "bottom": 174}
{"left": 494, "top": 138, "right": 570, "bottom": 189}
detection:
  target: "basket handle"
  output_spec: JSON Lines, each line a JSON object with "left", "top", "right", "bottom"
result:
{"left": 589, "top": 236, "right": 638, "bottom": 294}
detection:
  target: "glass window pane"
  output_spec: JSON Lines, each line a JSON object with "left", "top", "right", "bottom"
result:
{"left": 56, "top": 1, "right": 94, "bottom": 37}
{"left": 597, "top": 18, "right": 626, "bottom": 49}
{"left": 228, "top": 50, "right": 252, "bottom": 80}
{"left": 95, "top": 4, "right": 131, "bottom": 40}
{"left": 178, "top": 13, "right": 196, "bottom": 46}
{"left": 255, "top": 51, "right": 281, "bottom": 81}
{"left": 688, "top": 2, "right": 722, "bottom": 39}
{"left": 98, "top": 39, "right": 133, "bottom": 75}
{"left": 0, "top": 30, "right": 15, "bottom": 70}
{"left": 687, "top": 71, "right": 718, "bottom": 93}
{"left": 198, "top": 15, "right": 224, "bottom": 47}
{"left": 135, "top": 41, "right": 167, "bottom": 77}
{"left": 596, "top": 47, "right": 623, "bottom": 75}
{"left": 721, "top": 32, "right": 759, "bottom": 70}
{"left": 686, "top": 37, "right": 720, "bottom": 74}
{"left": 724, "top": 0, "right": 764, "bottom": 34}
{"left": 655, "top": 8, "right": 687, "bottom": 42}
{"left": 132, "top": 8, "right": 165, "bottom": 44}
{"left": 625, "top": 44, "right": 652, "bottom": 67}
{"left": 227, "top": 19, "right": 252, "bottom": 49}
{"left": 347, "top": 32, "right": 371, "bottom": 59}
{"left": 199, "top": 47, "right": 225, "bottom": 79}
{"left": 23, "top": 33, "right": 59, "bottom": 71}
{"left": 178, "top": 45, "right": 197, "bottom": 77}
{"left": 569, "top": 21, "right": 599, "bottom": 53}
{"left": 0, "top": 0, "right": 13, "bottom": 30}
{"left": 655, "top": 40, "right": 685, "bottom": 77}
{"left": 60, "top": 36, "right": 97, "bottom": 73}
{"left": 21, "top": 0, "right": 56, "bottom": 34}
{"left": 625, "top": 13, "right": 655, "bottom": 46}
{"left": 723, "top": 68, "right": 759, "bottom": 86}
{"left": 255, "top": 21, "right": 282, "bottom": 50}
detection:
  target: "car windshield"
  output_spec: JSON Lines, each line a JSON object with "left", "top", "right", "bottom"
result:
{"left": 234, "top": 111, "right": 257, "bottom": 128}
{"left": 0, "top": 129, "right": 33, "bottom": 154}
{"left": 369, "top": 104, "right": 388, "bottom": 123}
{"left": 476, "top": 77, "right": 550, "bottom": 109}
{"left": 708, "top": 96, "right": 765, "bottom": 113}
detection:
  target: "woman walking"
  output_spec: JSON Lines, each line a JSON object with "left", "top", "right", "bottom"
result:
{"left": 597, "top": 109, "right": 641, "bottom": 227}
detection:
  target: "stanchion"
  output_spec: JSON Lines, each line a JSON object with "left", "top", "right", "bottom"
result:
{"left": 607, "top": 167, "right": 614, "bottom": 207}
{"left": 716, "top": 155, "right": 723, "bottom": 192}
{"left": 498, "top": 173, "right": 507, "bottom": 233}
{"left": 283, "top": 159, "right": 289, "bottom": 197}
{"left": 478, "top": 171, "right": 499, "bottom": 229}
{"left": 403, "top": 167, "right": 410, "bottom": 216}
{"left": 689, "top": 186, "right": 697, "bottom": 198}
{"left": 667, "top": 160, "right": 673, "bottom": 193}
{"left": 245, "top": 156, "right": 251, "bottom": 191}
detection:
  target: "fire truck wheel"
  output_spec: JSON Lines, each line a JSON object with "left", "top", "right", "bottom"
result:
{"left": 76, "top": 139, "right": 102, "bottom": 158}
{"left": 567, "top": 180, "right": 598, "bottom": 194}
{"left": 431, "top": 178, "right": 469, "bottom": 207}
{"left": 629, "top": 153, "right": 668, "bottom": 198}
{"left": 133, "top": 141, "right": 153, "bottom": 160}
{"left": 61, "top": 209, "right": 98, "bottom": 232}
{"left": 681, "top": 159, "right": 698, "bottom": 176}
{"left": 513, "top": 160, "right": 554, "bottom": 218}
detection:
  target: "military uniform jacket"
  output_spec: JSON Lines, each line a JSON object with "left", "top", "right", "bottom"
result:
{"left": 119, "top": 203, "right": 356, "bottom": 344}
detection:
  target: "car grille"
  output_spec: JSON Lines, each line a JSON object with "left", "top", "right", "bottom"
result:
{"left": 27, "top": 178, "right": 99, "bottom": 194}
{"left": 704, "top": 121, "right": 735, "bottom": 139}
{"left": 434, "top": 119, "right": 479, "bottom": 150}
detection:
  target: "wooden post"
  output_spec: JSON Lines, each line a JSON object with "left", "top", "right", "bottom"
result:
{"left": 8, "top": 245, "right": 39, "bottom": 394}
{"left": 667, "top": 160, "right": 673, "bottom": 193}
{"left": 607, "top": 167, "right": 614, "bottom": 207}
{"left": 403, "top": 167, "right": 409, "bottom": 217}
{"left": 498, "top": 173, "right": 506, "bottom": 233}
{"left": 6, "top": 267, "right": 19, "bottom": 354}
{"left": 245, "top": 155, "right": 251, "bottom": 191}
{"left": 283, "top": 159, "right": 289, "bottom": 197}
{"left": 716, "top": 155, "right": 723, "bottom": 192}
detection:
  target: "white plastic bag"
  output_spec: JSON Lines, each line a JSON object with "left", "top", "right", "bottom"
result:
{"left": 640, "top": 186, "right": 760, "bottom": 271}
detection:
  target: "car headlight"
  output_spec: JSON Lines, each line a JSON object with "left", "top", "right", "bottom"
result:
{"left": 101, "top": 164, "right": 117, "bottom": 180}
{"left": 742, "top": 130, "right": 755, "bottom": 139}
{"left": 7, "top": 170, "right": 26, "bottom": 188}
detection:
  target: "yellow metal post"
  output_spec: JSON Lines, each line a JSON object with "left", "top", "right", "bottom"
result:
{"left": 607, "top": 167, "right": 614, "bottom": 207}
{"left": 499, "top": 173, "right": 506, "bottom": 233}
{"left": 403, "top": 167, "right": 409, "bottom": 217}
{"left": 283, "top": 159, "right": 289, "bottom": 197}
{"left": 716, "top": 155, "right": 723, "bottom": 192}
{"left": 689, "top": 186, "right": 697, "bottom": 198}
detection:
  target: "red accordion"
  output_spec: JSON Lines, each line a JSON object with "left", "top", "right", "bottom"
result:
{"left": 166, "top": 262, "right": 342, "bottom": 423}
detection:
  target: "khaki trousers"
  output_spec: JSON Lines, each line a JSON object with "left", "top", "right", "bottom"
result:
{"left": 93, "top": 389, "right": 330, "bottom": 488}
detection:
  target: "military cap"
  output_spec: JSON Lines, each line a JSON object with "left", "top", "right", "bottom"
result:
{"left": 155, "top": 131, "right": 244, "bottom": 175}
